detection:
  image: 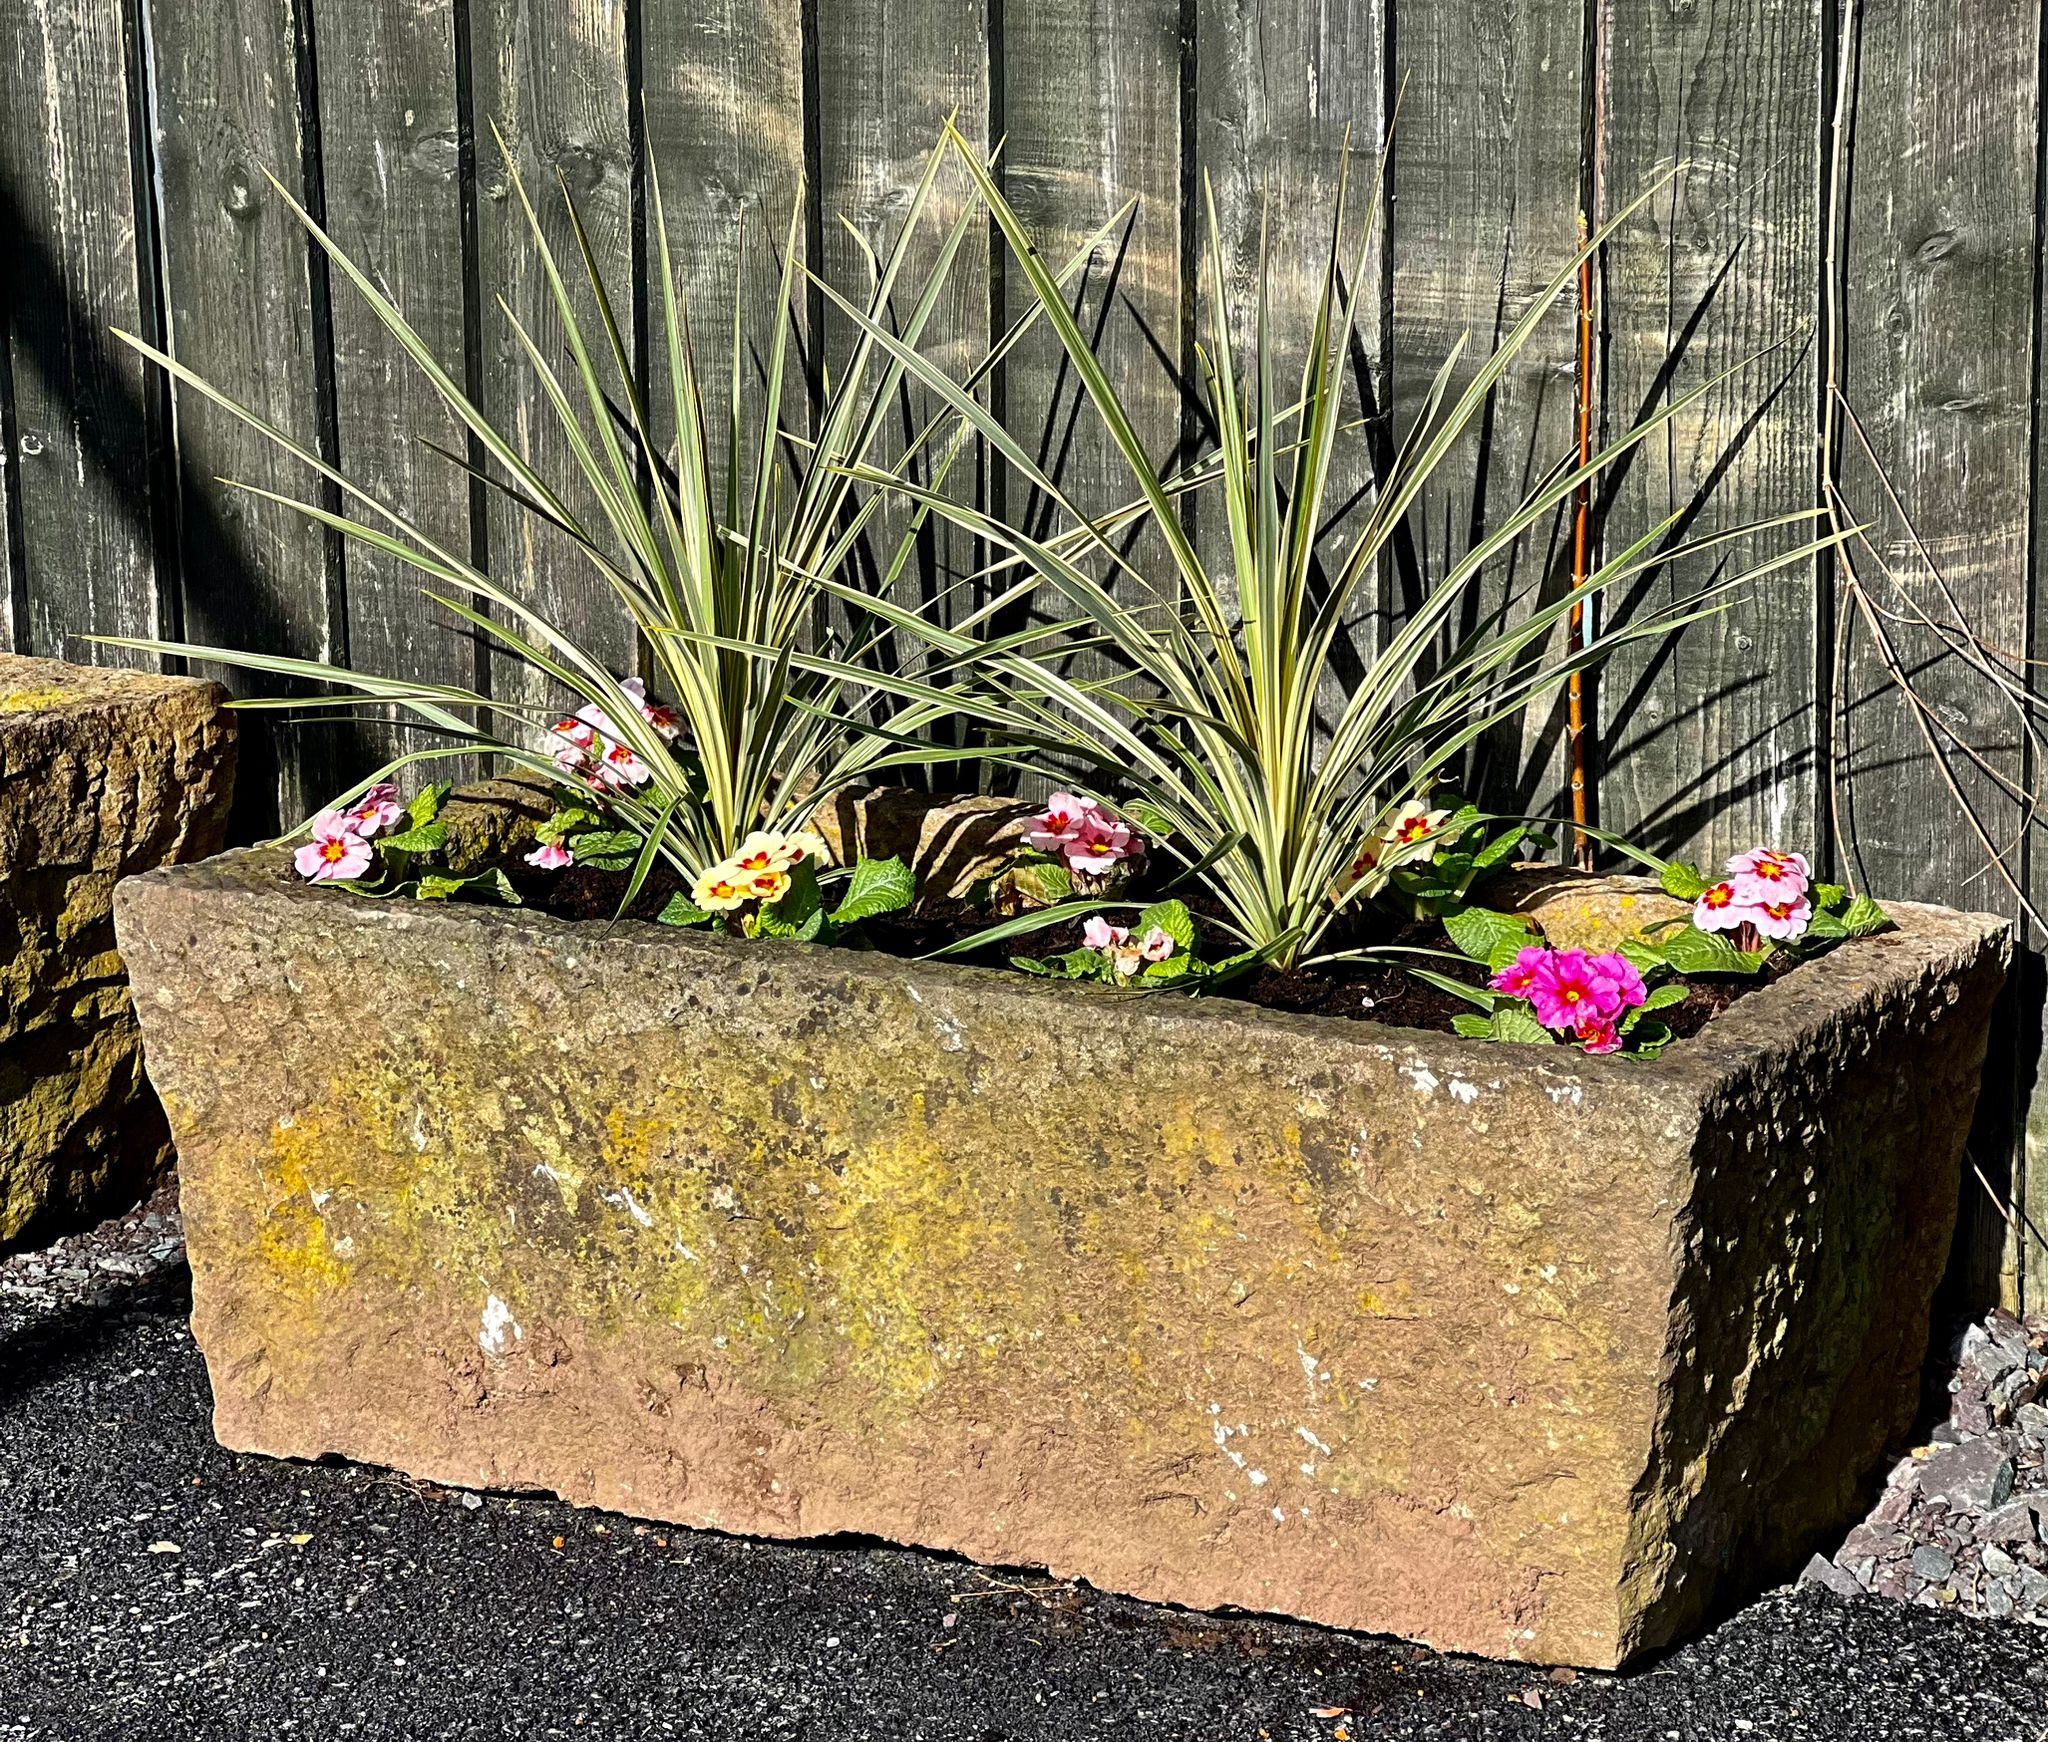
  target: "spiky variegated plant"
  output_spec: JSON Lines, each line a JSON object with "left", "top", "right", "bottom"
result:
{"left": 101, "top": 131, "right": 1097, "bottom": 883}
{"left": 823, "top": 128, "right": 1838, "bottom": 971}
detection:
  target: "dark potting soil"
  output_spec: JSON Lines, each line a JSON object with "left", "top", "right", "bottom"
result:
{"left": 457, "top": 851, "right": 1788, "bottom": 1043}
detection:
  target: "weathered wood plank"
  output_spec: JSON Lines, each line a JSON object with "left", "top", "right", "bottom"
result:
{"left": 467, "top": 0, "right": 637, "bottom": 729}
{"left": 1193, "top": 0, "right": 1383, "bottom": 713}
{"left": 1596, "top": 0, "right": 1825, "bottom": 865}
{"left": 1835, "top": 0, "right": 2040, "bottom": 1310}
{"left": 1391, "top": 0, "right": 1584, "bottom": 824}
{"left": 151, "top": 0, "right": 337, "bottom": 831}
{"left": 814, "top": 0, "right": 989, "bottom": 635}
{"left": 1000, "top": 0, "right": 1183, "bottom": 693}
{"left": 643, "top": 0, "right": 808, "bottom": 513}
{"left": 308, "top": 0, "right": 478, "bottom": 780}
{"left": 0, "top": 0, "right": 163, "bottom": 664}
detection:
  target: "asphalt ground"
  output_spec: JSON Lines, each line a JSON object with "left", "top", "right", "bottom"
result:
{"left": 3, "top": 1256, "right": 2046, "bottom": 1740}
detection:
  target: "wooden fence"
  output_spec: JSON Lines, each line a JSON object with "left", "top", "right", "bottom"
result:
{"left": 3, "top": 0, "right": 2045, "bottom": 1304}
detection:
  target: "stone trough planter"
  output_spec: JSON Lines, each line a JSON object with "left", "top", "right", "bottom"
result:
{"left": 114, "top": 845, "right": 2007, "bottom": 1667}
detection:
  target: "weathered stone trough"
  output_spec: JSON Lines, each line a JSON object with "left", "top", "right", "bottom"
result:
{"left": 113, "top": 847, "right": 2007, "bottom": 1666}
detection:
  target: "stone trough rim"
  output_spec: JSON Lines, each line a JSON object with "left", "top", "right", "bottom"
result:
{"left": 120, "top": 844, "right": 2008, "bottom": 1081}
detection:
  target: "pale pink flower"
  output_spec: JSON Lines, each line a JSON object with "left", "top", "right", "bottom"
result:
{"left": 619, "top": 676, "right": 682, "bottom": 742}
{"left": 1748, "top": 895, "right": 1812, "bottom": 941}
{"left": 293, "top": 812, "right": 374, "bottom": 884}
{"left": 1574, "top": 1014, "right": 1623, "bottom": 1055}
{"left": 1138, "top": 926, "right": 1175, "bottom": 962}
{"left": 1488, "top": 945, "right": 1549, "bottom": 999}
{"left": 1110, "top": 944, "right": 1146, "bottom": 980}
{"left": 1027, "top": 792, "right": 1092, "bottom": 854}
{"left": 1731, "top": 867, "right": 1807, "bottom": 907}
{"left": 1082, "top": 916, "right": 1129, "bottom": 951}
{"left": 1692, "top": 881, "right": 1747, "bottom": 933}
{"left": 1065, "top": 808, "right": 1142, "bottom": 875}
{"left": 549, "top": 716, "right": 597, "bottom": 777}
{"left": 1586, "top": 951, "right": 1647, "bottom": 1011}
{"left": 1726, "top": 847, "right": 1811, "bottom": 885}
{"left": 591, "top": 738, "right": 652, "bottom": 789}
{"left": 525, "top": 840, "right": 573, "bottom": 871}
{"left": 340, "top": 781, "right": 405, "bottom": 837}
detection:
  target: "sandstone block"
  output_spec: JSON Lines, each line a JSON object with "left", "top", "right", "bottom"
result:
{"left": 2, "top": 655, "right": 234, "bottom": 1250}
{"left": 114, "top": 838, "right": 2005, "bottom": 1667}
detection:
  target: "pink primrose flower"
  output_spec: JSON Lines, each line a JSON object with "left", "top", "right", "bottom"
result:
{"left": 1692, "top": 881, "right": 1747, "bottom": 933}
{"left": 1574, "top": 1014, "right": 1623, "bottom": 1055}
{"left": 1748, "top": 895, "right": 1812, "bottom": 941}
{"left": 1082, "top": 916, "right": 1129, "bottom": 951}
{"left": 1027, "top": 792, "right": 1092, "bottom": 855}
{"left": 592, "top": 738, "right": 653, "bottom": 789}
{"left": 293, "top": 811, "right": 374, "bottom": 884}
{"left": 1726, "top": 847, "right": 1811, "bottom": 885}
{"left": 1488, "top": 945, "right": 1549, "bottom": 999}
{"left": 525, "top": 840, "right": 573, "bottom": 871}
{"left": 1065, "top": 808, "right": 1142, "bottom": 875}
{"left": 1527, "top": 949, "right": 1623, "bottom": 1033}
{"left": 1139, "top": 926, "right": 1175, "bottom": 962}
{"left": 340, "top": 781, "right": 405, "bottom": 837}
{"left": 1587, "top": 951, "right": 1647, "bottom": 1011}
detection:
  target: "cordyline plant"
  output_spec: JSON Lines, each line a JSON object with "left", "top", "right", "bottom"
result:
{"left": 818, "top": 126, "right": 1844, "bottom": 971}
{"left": 99, "top": 130, "right": 1101, "bottom": 888}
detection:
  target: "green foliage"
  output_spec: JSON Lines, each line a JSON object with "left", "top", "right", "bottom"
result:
{"left": 1659, "top": 860, "right": 1711, "bottom": 901}
{"left": 1661, "top": 927, "right": 1774, "bottom": 977}
{"left": 1442, "top": 904, "right": 1539, "bottom": 973}
{"left": 830, "top": 856, "right": 917, "bottom": 928}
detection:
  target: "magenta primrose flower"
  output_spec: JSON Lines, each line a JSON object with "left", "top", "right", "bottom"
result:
{"left": 1488, "top": 945, "right": 1548, "bottom": 999}
{"left": 293, "top": 811, "right": 374, "bottom": 883}
{"left": 1514, "top": 947, "right": 1644, "bottom": 1040}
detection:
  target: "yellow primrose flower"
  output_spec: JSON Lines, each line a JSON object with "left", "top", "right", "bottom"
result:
{"left": 693, "top": 867, "right": 752, "bottom": 912}
{"left": 744, "top": 867, "right": 791, "bottom": 904}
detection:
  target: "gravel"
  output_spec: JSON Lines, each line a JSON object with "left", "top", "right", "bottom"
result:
{"left": 4, "top": 1186, "right": 2047, "bottom": 1740}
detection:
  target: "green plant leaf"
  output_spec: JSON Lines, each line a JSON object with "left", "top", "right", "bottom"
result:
{"left": 1140, "top": 954, "right": 1197, "bottom": 984}
{"left": 1811, "top": 881, "right": 1849, "bottom": 911}
{"left": 408, "top": 784, "right": 448, "bottom": 828}
{"left": 657, "top": 892, "right": 713, "bottom": 928}
{"left": 830, "top": 855, "right": 916, "bottom": 926}
{"left": 1638, "top": 982, "right": 1688, "bottom": 1014}
{"left": 1441, "top": 905, "right": 1535, "bottom": 968}
{"left": 1471, "top": 828, "right": 1526, "bottom": 873}
{"left": 1659, "top": 860, "right": 1710, "bottom": 901}
{"left": 1404, "top": 966, "right": 1499, "bottom": 1013}
{"left": 1841, "top": 895, "right": 1892, "bottom": 937}
{"left": 1662, "top": 927, "right": 1771, "bottom": 977}
{"left": 380, "top": 820, "right": 448, "bottom": 856}
{"left": 1620, "top": 936, "right": 1669, "bottom": 974}
{"left": 1451, "top": 1013, "right": 1494, "bottom": 1039}
{"left": 1803, "top": 905, "right": 1848, "bottom": 940}
{"left": 1124, "top": 798, "right": 1175, "bottom": 842}
{"left": 1628, "top": 1017, "right": 1673, "bottom": 1052}
{"left": 1490, "top": 1004, "right": 1556, "bottom": 1045}
{"left": 568, "top": 828, "right": 642, "bottom": 872}
{"left": 756, "top": 858, "right": 824, "bottom": 938}
{"left": 1135, "top": 899, "right": 1196, "bottom": 953}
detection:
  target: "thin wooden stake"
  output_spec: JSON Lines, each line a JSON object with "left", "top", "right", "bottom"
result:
{"left": 1568, "top": 211, "right": 1595, "bottom": 871}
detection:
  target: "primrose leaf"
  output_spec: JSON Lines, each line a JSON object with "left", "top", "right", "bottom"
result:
{"left": 414, "top": 873, "right": 463, "bottom": 902}
{"left": 1638, "top": 982, "right": 1689, "bottom": 1014}
{"left": 1628, "top": 1017, "right": 1673, "bottom": 1053}
{"left": 657, "top": 892, "right": 713, "bottom": 928}
{"left": 1663, "top": 927, "right": 1770, "bottom": 977}
{"left": 568, "top": 828, "right": 642, "bottom": 872}
{"left": 1140, "top": 954, "right": 1197, "bottom": 984}
{"left": 1010, "top": 955, "right": 1055, "bottom": 976}
{"left": 1451, "top": 1013, "right": 1495, "bottom": 1039}
{"left": 1442, "top": 904, "right": 1535, "bottom": 968}
{"left": 1135, "top": 899, "right": 1196, "bottom": 953}
{"left": 1124, "top": 799, "right": 1175, "bottom": 842}
{"left": 830, "top": 855, "right": 915, "bottom": 927}
{"left": 1803, "top": 905, "right": 1848, "bottom": 940}
{"left": 1620, "top": 936, "right": 1668, "bottom": 974}
{"left": 1472, "top": 828, "right": 1526, "bottom": 872}
{"left": 407, "top": 784, "right": 448, "bottom": 828}
{"left": 1841, "top": 895, "right": 1892, "bottom": 937}
{"left": 755, "top": 859, "right": 824, "bottom": 938}
{"left": 1659, "top": 860, "right": 1710, "bottom": 901}
{"left": 1811, "top": 881, "right": 1849, "bottom": 912}
{"left": 379, "top": 820, "right": 448, "bottom": 856}
{"left": 1490, "top": 1004, "right": 1556, "bottom": 1045}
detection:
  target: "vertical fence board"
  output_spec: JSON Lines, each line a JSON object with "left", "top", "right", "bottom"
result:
{"left": 1839, "top": 0, "right": 2041, "bottom": 1310}
{"left": 152, "top": 0, "right": 335, "bottom": 830}
{"left": 814, "top": 0, "right": 989, "bottom": 642}
{"left": 0, "top": 0, "right": 161, "bottom": 663}
{"left": 999, "top": 0, "right": 1183, "bottom": 696}
{"left": 1392, "top": 0, "right": 1585, "bottom": 825}
{"left": 1193, "top": 0, "right": 1383, "bottom": 720}
{"left": 643, "top": 0, "right": 808, "bottom": 515}
{"left": 468, "top": 0, "right": 636, "bottom": 727}
{"left": 1597, "top": 0, "right": 1825, "bottom": 865}
{"left": 310, "top": 0, "right": 477, "bottom": 779}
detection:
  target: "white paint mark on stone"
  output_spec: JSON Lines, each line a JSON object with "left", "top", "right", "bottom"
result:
{"left": 1545, "top": 1082, "right": 1584, "bottom": 1106}
{"left": 1296, "top": 1426, "right": 1332, "bottom": 1456}
{"left": 1248, "top": 1469, "right": 1267, "bottom": 1487}
{"left": 605, "top": 1187, "right": 654, "bottom": 1229}
{"left": 1402, "top": 1063, "right": 1439, "bottom": 1094}
{"left": 1271, "top": 1506, "right": 1286, "bottom": 1522}
{"left": 479, "top": 1295, "right": 521, "bottom": 1356}
{"left": 1448, "top": 1078, "right": 1479, "bottom": 1105}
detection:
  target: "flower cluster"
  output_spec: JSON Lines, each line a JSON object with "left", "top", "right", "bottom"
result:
{"left": 293, "top": 781, "right": 405, "bottom": 884}
{"left": 1693, "top": 847, "right": 1812, "bottom": 943}
{"left": 1340, "top": 798, "right": 1450, "bottom": 899}
{"left": 692, "top": 827, "right": 829, "bottom": 914}
{"left": 1489, "top": 945, "right": 1648, "bottom": 1054}
{"left": 1082, "top": 915, "right": 1177, "bottom": 981}
{"left": 549, "top": 678, "right": 681, "bottom": 791}
{"left": 1026, "top": 793, "right": 1144, "bottom": 877}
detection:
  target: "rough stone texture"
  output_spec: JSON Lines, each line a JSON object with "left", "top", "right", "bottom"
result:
{"left": 1, "top": 655, "right": 234, "bottom": 1253}
{"left": 114, "top": 848, "right": 2007, "bottom": 1668}
{"left": 1490, "top": 866, "right": 1693, "bottom": 951}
